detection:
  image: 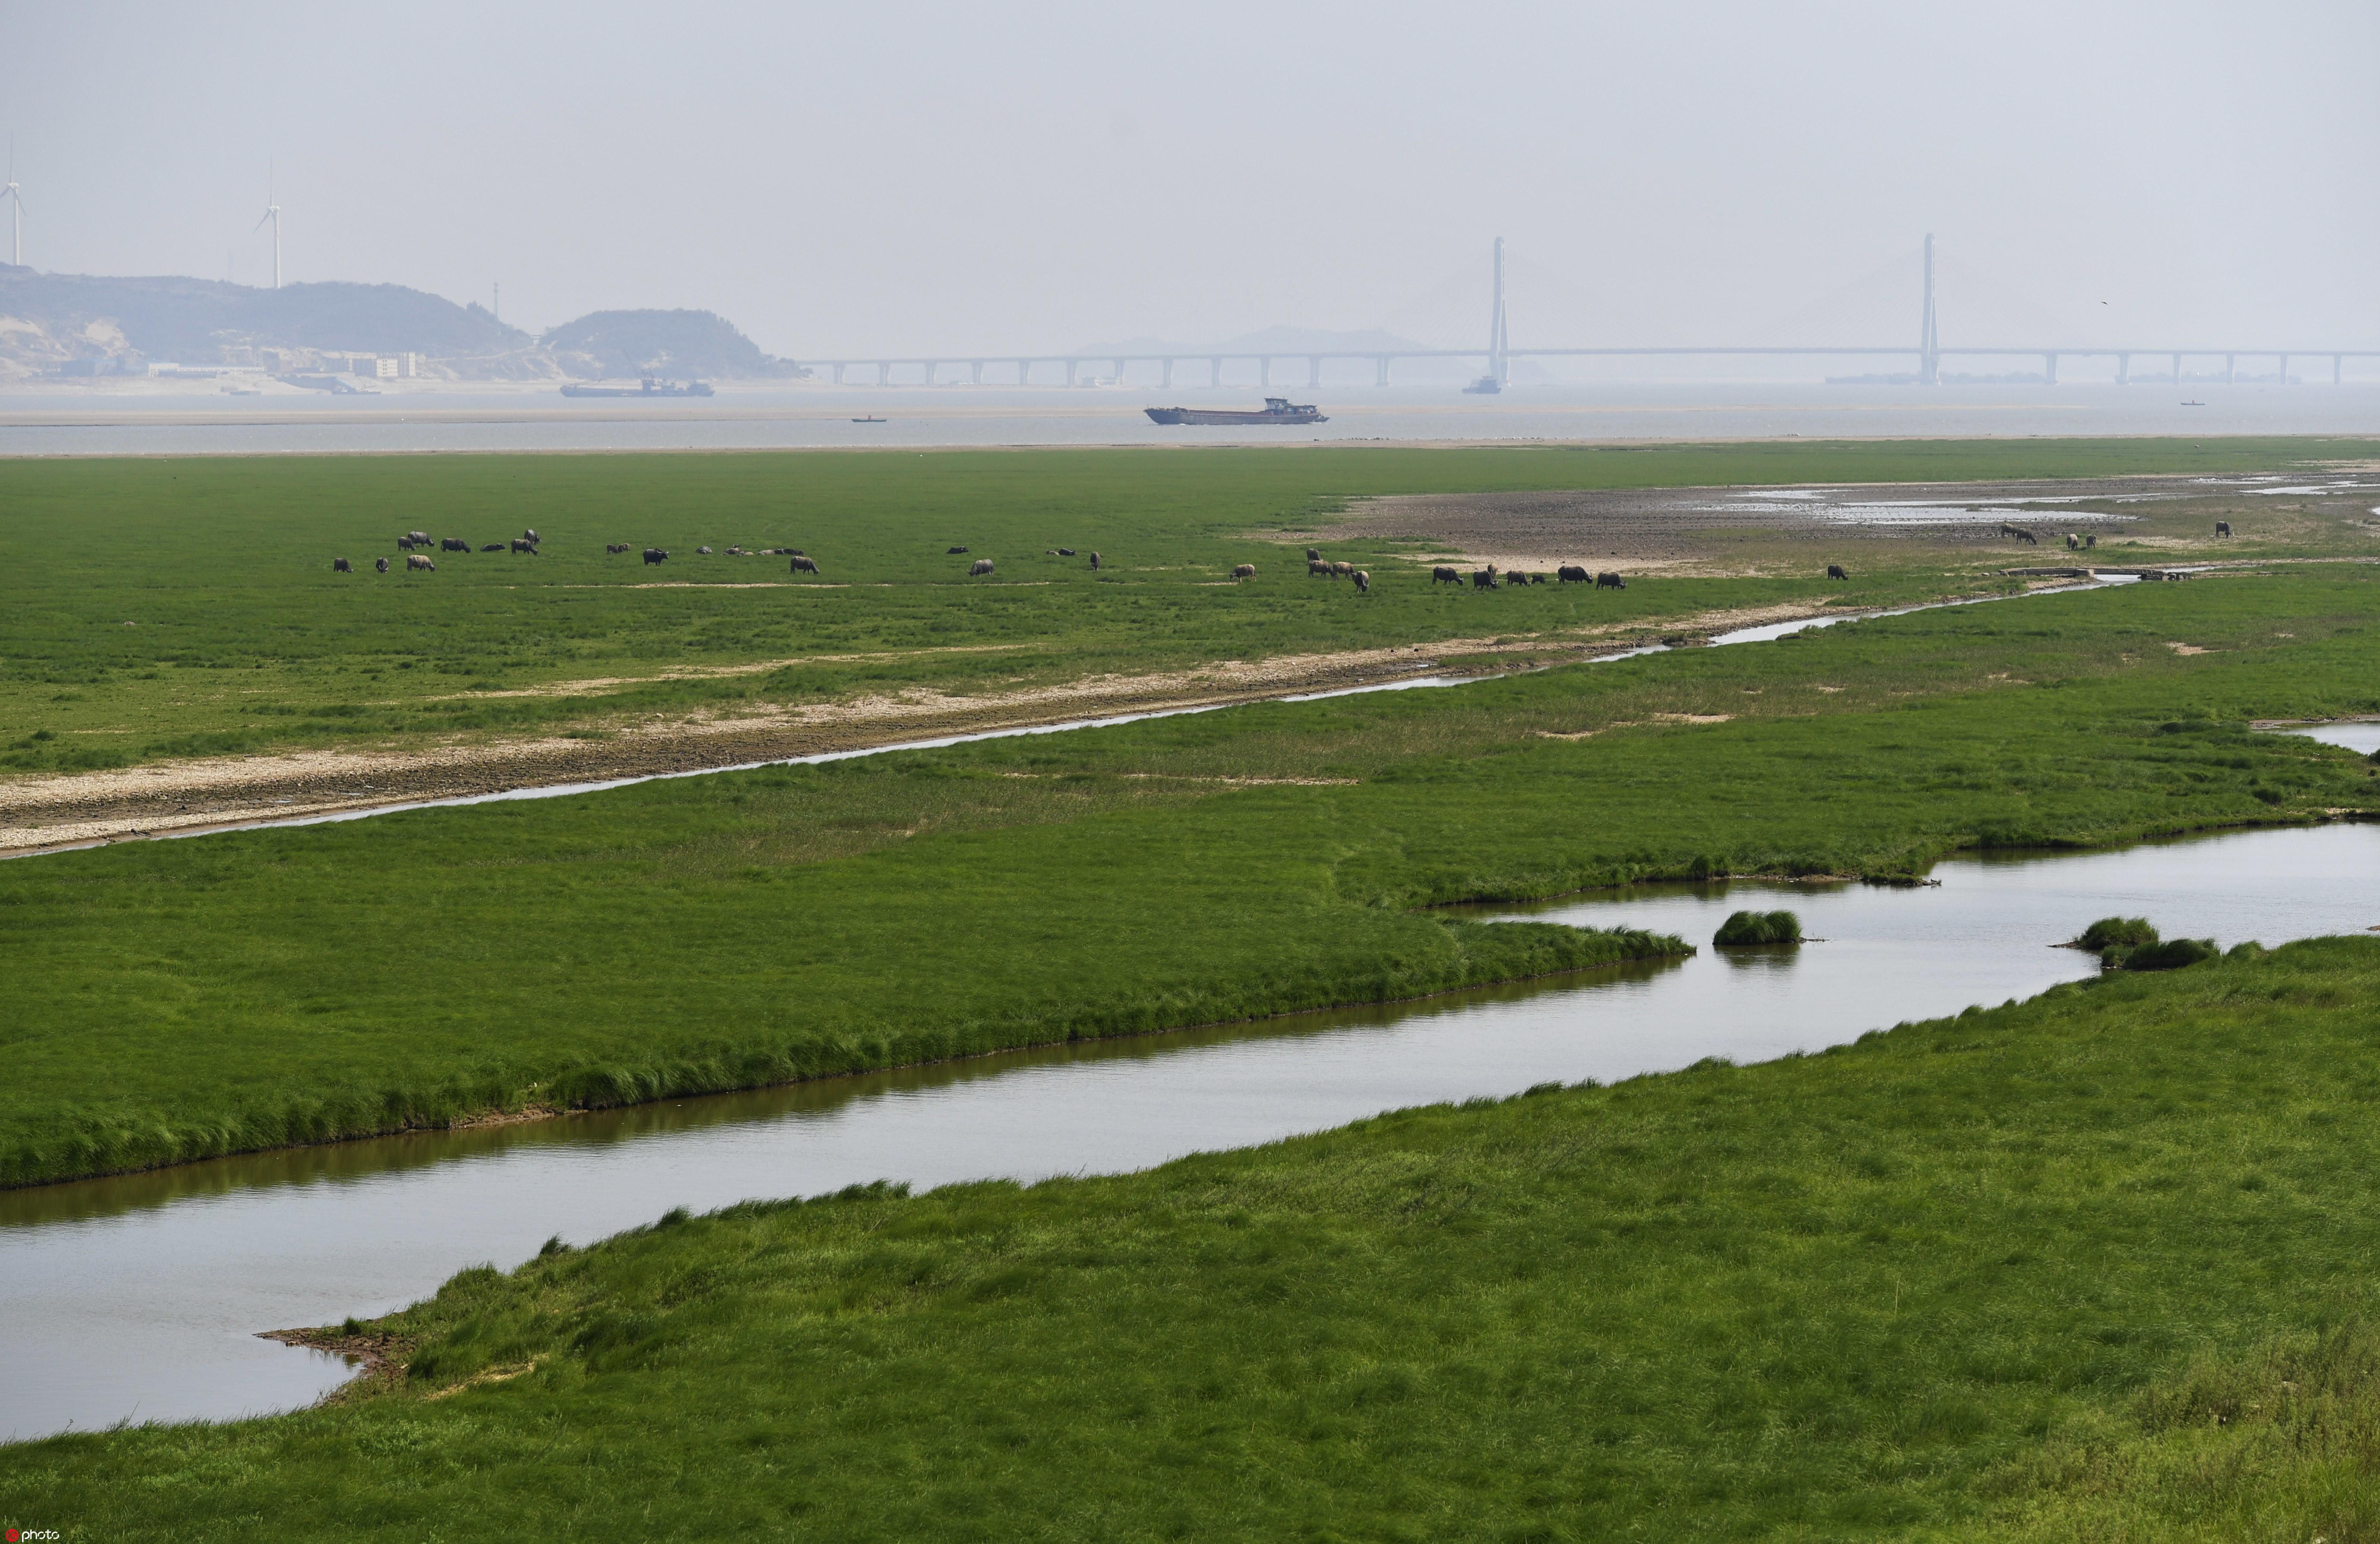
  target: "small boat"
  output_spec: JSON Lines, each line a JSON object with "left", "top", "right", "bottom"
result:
{"left": 1461, "top": 376, "right": 1502, "bottom": 395}
{"left": 851, "top": 415, "right": 887, "bottom": 423}
{"left": 2180, "top": 400, "right": 2206, "bottom": 407}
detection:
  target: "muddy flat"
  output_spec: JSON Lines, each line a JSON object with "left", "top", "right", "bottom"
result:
{"left": 1303, "top": 473, "right": 2380, "bottom": 571}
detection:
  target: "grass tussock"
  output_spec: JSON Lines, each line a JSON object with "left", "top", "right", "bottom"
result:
{"left": 1713, "top": 908, "right": 1802, "bottom": 945}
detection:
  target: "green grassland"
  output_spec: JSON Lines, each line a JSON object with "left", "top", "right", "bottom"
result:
{"left": 3, "top": 567, "right": 2375, "bottom": 1187}
{"left": 9, "top": 938, "right": 2380, "bottom": 1540}
{"left": 3, "top": 437, "right": 2374, "bottom": 771}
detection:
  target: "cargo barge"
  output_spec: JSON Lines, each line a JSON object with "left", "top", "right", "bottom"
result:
{"left": 1145, "top": 397, "right": 1326, "bottom": 426}
{"left": 560, "top": 377, "right": 715, "bottom": 399}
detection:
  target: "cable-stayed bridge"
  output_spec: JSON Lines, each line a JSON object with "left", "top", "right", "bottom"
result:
{"left": 790, "top": 236, "right": 2380, "bottom": 389}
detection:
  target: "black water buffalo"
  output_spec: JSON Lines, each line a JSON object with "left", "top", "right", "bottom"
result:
{"left": 1352, "top": 570, "right": 1370, "bottom": 594}
{"left": 1311, "top": 559, "right": 1335, "bottom": 577}
{"left": 607, "top": 543, "right": 631, "bottom": 554}
{"left": 1088, "top": 552, "right": 1102, "bottom": 570}
{"left": 511, "top": 538, "right": 538, "bottom": 554}
{"left": 440, "top": 537, "right": 470, "bottom": 553}
{"left": 405, "top": 529, "right": 431, "bottom": 546}
{"left": 1057, "top": 547, "right": 1076, "bottom": 556}
{"left": 1433, "top": 566, "right": 1462, "bottom": 585}
{"left": 332, "top": 557, "right": 352, "bottom": 573}
{"left": 522, "top": 529, "right": 539, "bottom": 544}
{"left": 644, "top": 548, "right": 667, "bottom": 565}
{"left": 790, "top": 555, "right": 820, "bottom": 574}
{"left": 2001, "top": 524, "right": 2039, "bottom": 545}
{"left": 481, "top": 542, "right": 506, "bottom": 552}
{"left": 1826, "top": 563, "right": 1849, "bottom": 580}
{"left": 1558, "top": 565, "right": 1589, "bottom": 584}
{"left": 374, "top": 557, "right": 390, "bottom": 573}
{"left": 969, "top": 558, "right": 996, "bottom": 576}
{"left": 948, "top": 546, "right": 969, "bottom": 554}
{"left": 406, "top": 554, "right": 436, "bottom": 572}
{"left": 1597, "top": 571, "right": 1625, "bottom": 589}
{"left": 2216, "top": 520, "right": 2232, "bottom": 536}
{"left": 1472, "top": 569, "right": 1498, "bottom": 589}
{"left": 1231, "top": 563, "right": 1256, "bottom": 579}
{"left": 1307, "top": 548, "right": 1322, "bottom": 561}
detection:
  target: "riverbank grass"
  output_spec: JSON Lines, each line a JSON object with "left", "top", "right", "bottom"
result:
{"left": 3, "top": 567, "right": 2377, "bottom": 1187}
{"left": 8, "top": 938, "right": 2380, "bottom": 1538}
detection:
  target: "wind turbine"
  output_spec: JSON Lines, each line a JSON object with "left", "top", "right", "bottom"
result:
{"left": 254, "top": 166, "right": 281, "bottom": 288}
{"left": 2, "top": 141, "right": 24, "bottom": 267}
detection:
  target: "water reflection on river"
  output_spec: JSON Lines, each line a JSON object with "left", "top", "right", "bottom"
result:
{"left": 3, "top": 823, "right": 2376, "bottom": 1441}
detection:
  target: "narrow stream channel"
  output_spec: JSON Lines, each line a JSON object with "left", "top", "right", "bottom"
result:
{"left": 5, "top": 819, "right": 2374, "bottom": 1443}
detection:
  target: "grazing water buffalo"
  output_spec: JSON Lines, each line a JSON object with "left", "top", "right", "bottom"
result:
{"left": 644, "top": 548, "right": 667, "bottom": 565}
{"left": 1328, "top": 560, "right": 1354, "bottom": 578}
{"left": 1597, "top": 571, "right": 1625, "bottom": 589}
{"left": 331, "top": 557, "right": 352, "bottom": 573}
{"left": 521, "top": 529, "right": 539, "bottom": 544}
{"left": 374, "top": 557, "right": 390, "bottom": 573}
{"left": 481, "top": 543, "right": 506, "bottom": 552}
{"left": 1433, "top": 566, "right": 1462, "bottom": 585}
{"left": 1826, "top": 563, "right": 1849, "bottom": 580}
{"left": 1310, "top": 559, "right": 1335, "bottom": 578}
{"left": 2085, "top": 533, "right": 2097, "bottom": 548}
{"left": 1558, "top": 564, "right": 1589, "bottom": 584}
{"left": 440, "top": 537, "right": 470, "bottom": 553}
{"left": 1471, "top": 569, "right": 1498, "bottom": 590}
{"left": 2065, "top": 533, "right": 2081, "bottom": 550}
{"left": 405, "top": 529, "right": 431, "bottom": 546}
{"left": 406, "top": 554, "right": 436, "bottom": 572}
{"left": 2001, "top": 523, "right": 2039, "bottom": 545}
{"left": 1231, "top": 563, "right": 1256, "bottom": 579}
{"left": 948, "top": 546, "right": 969, "bottom": 554}
{"left": 1088, "top": 552, "right": 1102, "bottom": 570}
{"left": 1306, "top": 547, "right": 1322, "bottom": 561}
{"left": 607, "top": 543, "right": 631, "bottom": 554}
{"left": 696, "top": 545, "right": 713, "bottom": 554}
{"left": 511, "top": 537, "right": 538, "bottom": 554}
{"left": 2216, "top": 520, "right": 2232, "bottom": 536}
{"left": 1056, "top": 547, "right": 1075, "bottom": 557}
{"left": 969, "top": 558, "right": 996, "bottom": 576}
{"left": 790, "top": 554, "right": 820, "bottom": 574}
{"left": 1352, "top": 569, "right": 1370, "bottom": 594}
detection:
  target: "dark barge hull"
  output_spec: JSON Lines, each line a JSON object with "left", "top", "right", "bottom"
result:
{"left": 1146, "top": 401, "right": 1327, "bottom": 426}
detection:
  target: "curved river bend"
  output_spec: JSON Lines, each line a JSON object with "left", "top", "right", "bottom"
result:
{"left": 4, "top": 820, "right": 2376, "bottom": 1442}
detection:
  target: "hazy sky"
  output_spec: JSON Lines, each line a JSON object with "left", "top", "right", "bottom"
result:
{"left": 6, "top": 1, "right": 2375, "bottom": 358}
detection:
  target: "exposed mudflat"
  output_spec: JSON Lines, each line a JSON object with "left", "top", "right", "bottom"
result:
{"left": 1301, "top": 475, "right": 2338, "bottom": 570}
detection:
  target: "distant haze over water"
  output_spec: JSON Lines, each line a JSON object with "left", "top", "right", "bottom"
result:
{"left": 0, "top": 383, "right": 2376, "bottom": 456}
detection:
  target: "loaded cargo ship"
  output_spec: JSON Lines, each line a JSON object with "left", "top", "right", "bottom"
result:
{"left": 1144, "top": 397, "right": 1326, "bottom": 426}
{"left": 560, "top": 377, "right": 715, "bottom": 399}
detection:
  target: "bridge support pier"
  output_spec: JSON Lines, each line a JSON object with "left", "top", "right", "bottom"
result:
{"left": 969, "top": 361, "right": 983, "bottom": 386}
{"left": 2117, "top": 353, "right": 2130, "bottom": 386}
{"left": 2043, "top": 353, "right": 2058, "bottom": 386}
{"left": 875, "top": 361, "right": 888, "bottom": 386}
{"left": 1115, "top": 358, "right": 1130, "bottom": 384}
{"left": 831, "top": 363, "right": 846, "bottom": 385}
{"left": 2172, "top": 352, "right": 2183, "bottom": 385}
{"left": 919, "top": 361, "right": 937, "bottom": 387}
{"left": 2278, "top": 354, "right": 2290, "bottom": 385}
{"left": 1259, "top": 356, "right": 1272, "bottom": 388}
{"left": 2337, "top": 354, "right": 2345, "bottom": 385}
{"left": 1307, "top": 355, "right": 1322, "bottom": 389}
{"left": 1161, "top": 358, "right": 1174, "bottom": 388}
{"left": 1065, "top": 358, "right": 1078, "bottom": 387}
{"left": 1376, "top": 357, "right": 1391, "bottom": 386}
{"left": 2225, "top": 354, "right": 2236, "bottom": 385}
{"left": 1210, "top": 357, "right": 1223, "bottom": 387}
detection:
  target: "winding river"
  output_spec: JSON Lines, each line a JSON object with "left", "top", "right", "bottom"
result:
{"left": 5, "top": 814, "right": 2376, "bottom": 1443}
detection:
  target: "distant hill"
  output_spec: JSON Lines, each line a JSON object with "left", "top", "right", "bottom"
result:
{"left": 0, "top": 266, "right": 803, "bottom": 382}
{"left": 539, "top": 309, "right": 804, "bottom": 380}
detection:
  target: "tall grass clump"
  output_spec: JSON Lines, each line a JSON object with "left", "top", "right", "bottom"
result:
{"left": 1713, "top": 909, "right": 1801, "bottom": 946}
{"left": 2078, "top": 917, "right": 2220, "bottom": 971}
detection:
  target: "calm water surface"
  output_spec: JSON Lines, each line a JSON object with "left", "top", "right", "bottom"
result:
{"left": 3, "top": 822, "right": 2375, "bottom": 1442}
